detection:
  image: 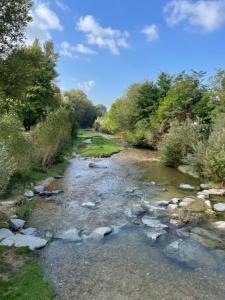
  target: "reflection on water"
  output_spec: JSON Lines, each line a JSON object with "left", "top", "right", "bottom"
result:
{"left": 28, "top": 148, "right": 225, "bottom": 300}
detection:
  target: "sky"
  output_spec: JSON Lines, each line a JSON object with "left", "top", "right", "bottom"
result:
{"left": 26, "top": 0, "right": 225, "bottom": 107}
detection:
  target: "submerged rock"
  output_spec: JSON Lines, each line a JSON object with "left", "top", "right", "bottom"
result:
{"left": 144, "top": 228, "right": 167, "bottom": 241}
{"left": 1, "top": 234, "right": 47, "bottom": 250}
{"left": 56, "top": 228, "right": 81, "bottom": 242}
{"left": 125, "top": 187, "right": 138, "bottom": 193}
{"left": 10, "top": 218, "right": 26, "bottom": 230}
{"left": 82, "top": 202, "right": 96, "bottom": 209}
{"left": 141, "top": 216, "right": 168, "bottom": 229}
{"left": 88, "top": 162, "right": 107, "bottom": 169}
{"left": 125, "top": 204, "right": 146, "bottom": 218}
{"left": 0, "top": 228, "right": 13, "bottom": 241}
{"left": 157, "top": 200, "right": 171, "bottom": 206}
{"left": 213, "top": 203, "right": 225, "bottom": 212}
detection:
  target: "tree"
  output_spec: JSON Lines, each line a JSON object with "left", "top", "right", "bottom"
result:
{"left": 95, "top": 104, "right": 107, "bottom": 117}
{"left": 156, "top": 72, "right": 173, "bottom": 99}
{"left": 0, "top": 40, "right": 60, "bottom": 130}
{"left": 64, "top": 90, "right": 97, "bottom": 128}
{"left": 0, "top": 0, "right": 32, "bottom": 57}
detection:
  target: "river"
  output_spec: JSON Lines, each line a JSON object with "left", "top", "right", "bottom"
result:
{"left": 28, "top": 147, "right": 225, "bottom": 300}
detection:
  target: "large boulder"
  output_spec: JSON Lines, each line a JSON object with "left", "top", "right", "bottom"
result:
{"left": 213, "top": 221, "right": 225, "bottom": 230}
{"left": 213, "top": 203, "right": 225, "bottom": 212}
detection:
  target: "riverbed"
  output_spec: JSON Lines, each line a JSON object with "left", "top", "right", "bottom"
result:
{"left": 28, "top": 148, "right": 225, "bottom": 300}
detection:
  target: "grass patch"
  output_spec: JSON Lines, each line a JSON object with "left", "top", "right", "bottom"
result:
{"left": 0, "top": 212, "right": 9, "bottom": 229}
{"left": 75, "top": 130, "right": 124, "bottom": 158}
{"left": 0, "top": 256, "right": 56, "bottom": 300}
{"left": 16, "top": 199, "right": 33, "bottom": 219}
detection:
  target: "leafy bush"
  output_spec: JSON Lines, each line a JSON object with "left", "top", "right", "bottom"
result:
{"left": 159, "top": 120, "right": 202, "bottom": 167}
{"left": 0, "top": 113, "right": 32, "bottom": 180}
{"left": 201, "top": 114, "right": 225, "bottom": 182}
{"left": 0, "top": 142, "right": 15, "bottom": 192}
{"left": 32, "top": 107, "right": 72, "bottom": 167}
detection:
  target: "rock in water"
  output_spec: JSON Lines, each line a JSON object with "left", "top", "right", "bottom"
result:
{"left": 10, "top": 219, "right": 26, "bottom": 230}
{"left": 214, "top": 203, "right": 225, "bottom": 212}
{"left": 82, "top": 202, "right": 96, "bottom": 209}
{"left": 144, "top": 228, "right": 167, "bottom": 241}
{"left": 91, "top": 227, "right": 113, "bottom": 238}
{"left": 0, "top": 228, "right": 13, "bottom": 241}
{"left": 56, "top": 228, "right": 81, "bottom": 242}
{"left": 1, "top": 234, "right": 47, "bottom": 250}
{"left": 20, "top": 227, "right": 36, "bottom": 236}
{"left": 141, "top": 216, "right": 168, "bottom": 229}
{"left": 179, "top": 184, "right": 195, "bottom": 191}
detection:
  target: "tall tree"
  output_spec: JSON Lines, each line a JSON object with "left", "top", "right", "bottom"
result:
{"left": 0, "top": 0, "right": 32, "bottom": 57}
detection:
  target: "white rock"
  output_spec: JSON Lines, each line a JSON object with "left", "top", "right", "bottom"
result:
{"left": 200, "top": 184, "right": 209, "bottom": 190}
{"left": 24, "top": 190, "right": 34, "bottom": 198}
{"left": 142, "top": 216, "right": 168, "bottom": 229}
{"left": 179, "top": 184, "right": 195, "bottom": 191}
{"left": 82, "top": 202, "right": 96, "bottom": 209}
{"left": 0, "top": 228, "right": 13, "bottom": 241}
{"left": 204, "top": 200, "right": 211, "bottom": 208}
{"left": 56, "top": 228, "right": 81, "bottom": 242}
{"left": 168, "top": 204, "right": 178, "bottom": 211}
{"left": 34, "top": 185, "right": 44, "bottom": 193}
{"left": 208, "top": 189, "right": 225, "bottom": 196}
{"left": 170, "top": 219, "right": 181, "bottom": 226}
{"left": 83, "top": 138, "right": 92, "bottom": 144}
{"left": 171, "top": 198, "right": 180, "bottom": 204}
{"left": 91, "top": 227, "right": 112, "bottom": 238}
{"left": 197, "top": 194, "right": 206, "bottom": 200}
{"left": 213, "top": 221, "right": 225, "bottom": 230}
{"left": 214, "top": 203, "right": 225, "bottom": 212}
{"left": 145, "top": 229, "right": 167, "bottom": 241}
{"left": 10, "top": 218, "right": 26, "bottom": 230}
{"left": 0, "top": 237, "right": 14, "bottom": 247}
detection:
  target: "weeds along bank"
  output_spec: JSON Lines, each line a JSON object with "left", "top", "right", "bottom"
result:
{"left": 95, "top": 71, "right": 225, "bottom": 183}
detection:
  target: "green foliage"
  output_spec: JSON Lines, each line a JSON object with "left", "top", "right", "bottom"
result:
{"left": 0, "top": 0, "right": 32, "bottom": 57}
{"left": 159, "top": 120, "right": 202, "bottom": 167}
{"left": 16, "top": 199, "right": 33, "bottom": 219}
{"left": 0, "top": 211, "right": 9, "bottom": 229}
{"left": 32, "top": 107, "right": 72, "bottom": 167}
{"left": 64, "top": 89, "right": 97, "bottom": 128}
{"left": 95, "top": 104, "right": 107, "bottom": 117}
{"left": 201, "top": 114, "right": 225, "bottom": 182}
{"left": 0, "top": 142, "right": 15, "bottom": 192}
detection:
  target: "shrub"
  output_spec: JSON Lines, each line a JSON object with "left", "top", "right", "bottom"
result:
{"left": 0, "top": 113, "right": 32, "bottom": 180}
{"left": 0, "top": 142, "right": 15, "bottom": 192}
{"left": 201, "top": 114, "right": 225, "bottom": 182}
{"left": 32, "top": 107, "right": 72, "bottom": 167}
{"left": 159, "top": 119, "right": 202, "bottom": 167}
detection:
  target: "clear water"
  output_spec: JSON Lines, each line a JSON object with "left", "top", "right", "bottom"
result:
{"left": 28, "top": 148, "right": 225, "bottom": 300}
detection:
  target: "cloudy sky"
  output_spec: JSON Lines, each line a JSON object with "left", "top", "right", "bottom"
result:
{"left": 26, "top": 0, "right": 225, "bottom": 107}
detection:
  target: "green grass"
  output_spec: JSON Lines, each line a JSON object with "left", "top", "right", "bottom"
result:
{"left": 16, "top": 199, "right": 34, "bottom": 219}
{"left": 0, "top": 212, "right": 9, "bottom": 229}
{"left": 0, "top": 256, "right": 56, "bottom": 300}
{"left": 75, "top": 130, "right": 124, "bottom": 158}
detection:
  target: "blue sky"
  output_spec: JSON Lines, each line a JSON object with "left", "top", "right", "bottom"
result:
{"left": 26, "top": 0, "right": 225, "bottom": 107}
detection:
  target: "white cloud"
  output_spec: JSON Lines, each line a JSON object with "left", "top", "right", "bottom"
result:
{"left": 55, "top": 0, "right": 70, "bottom": 11}
{"left": 164, "top": 0, "right": 225, "bottom": 32}
{"left": 26, "top": 2, "right": 63, "bottom": 44}
{"left": 76, "top": 15, "right": 129, "bottom": 55}
{"left": 142, "top": 24, "right": 159, "bottom": 41}
{"left": 78, "top": 80, "right": 96, "bottom": 92}
{"left": 60, "top": 41, "right": 96, "bottom": 57}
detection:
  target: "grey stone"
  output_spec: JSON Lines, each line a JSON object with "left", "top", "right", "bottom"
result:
{"left": 54, "top": 175, "right": 64, "bottom": 179}
{"left": 142, "top": 202, "right": 166, "bottom": 217}
{"left": 20, "top": 227, "right": 36, "bottom": 236}
{"left": 51, "top": 189, "right": 64, "bottom": 195}
{"left": 82, "top": 202, "right": 96, "bottom": 209}
{"left": 83, "top": 138, "right": 92, "bottom": 144}
{"left": 200, "top": 183, "right": 209, "bottom": 190}
{"left": 91, "top": 227, "right": 113, "bottom": 238}
{"left": 144, "top": 229, "right": 167, "bottom": 241}
{"left": 213, "top": 221, "right": 225, "bottom": 230}
{"left": 0, "top": 234, "right": 47, "bottom": 250}
{"left": 171, "top": 198, "right": 180, "bottom": 204}
{"left": 214, "top": 203, "right": 225, "bottom": 212}
{"left": 34, "top": 185, "right": 44, "bottom": 193}
{"left": 24, "top": 190, "right": 34, "bottom": 198}
{"left": 179, "top": 184, "right": 195, "bottom": 191}
{"left": 157, "top": 200, "right": 171, "bottom": 206}
{"left": 56, "top": 228, "right": 81, "bottom": 242}
{"left": 176, "top": 228, "right": 190, "bottom": 238}
{"left": 0, "top": 228, "right": 13, "bottom": 241}
{"left": 10, "top": 218, "right": 26, "bottom": 230}
{"left": 126, "top": 187, "right": 138, "bottom": 193}
{"left": 170, "top": 219, "right": 182, "bottom": 226}
{"left": 168, "top": 204, "right": 178, "bottom": 211}
{"left": 141, "top": 216, "right": 168, "bottom": 229}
